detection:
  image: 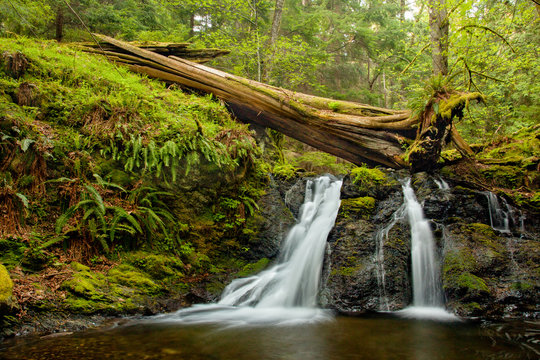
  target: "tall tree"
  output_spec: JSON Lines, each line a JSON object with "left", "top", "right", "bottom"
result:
{"left": 269, "top": 0, "right": 285, "bottom": 46}
{"left": 428, "top": 0, "right": 449, "bottom": 75}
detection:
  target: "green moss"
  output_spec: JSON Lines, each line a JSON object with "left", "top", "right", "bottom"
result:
{"left": 107, "top": 265, "right": 162, "bottom": 295}
{"left": 443, "top": 248, "right": 476, "bottom": 275}
{"left": 126, "top": 252, "right": 184, "bottom": 280}
{"left": 480, "top": 165, "right": 525, "bottom": 188}
{"left": 292, "top": 151, "right": 354, "bottom": 175}
{"left": 328, "top": 101, "right": 341, "bottom": 112}
{"left": 61, "top": 270, "right": 107, "bottom": 301}
{"left": 464, "top": 223, "right": 505, "bottom": 261}
{"left": 456, "top": 273, "right": 490, "bottom": 293}
{"left": 236, "top": 258, "right": 269, "bottom": 278}
{"left": 510, "top": 282, "right": 534, "bottom": 291}
{"left": 463, "top": 302, "right": 482, "bottom": 311}
{"left": 331, "top": 264, "right": 364, "bottom": 277}
{"left": 351, "top": 166, "right": 387, "bottom": 188}
{"left": 0, "top": 264, "right": 14, "bottom": 303}
{"left": 272, "top": 162, "right": 298, "bottom": 179}
{"left": 70, "top": 261, "right": 90, "bottom": 272}
{"left": 62, "top": 297, "right": 100, "bottom": 314}
{"left": 440, "top": 149, "right": 462, "bottom": 163}
{"left": 340, "top": 197, "right": 376, "bottom": 219}
{"left": 385, "top": 237, "right": 406, "bottom": 250}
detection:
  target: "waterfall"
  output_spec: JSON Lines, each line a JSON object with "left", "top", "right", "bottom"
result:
{"left": 161, "top": 176, "right": 343, "bottom": 325}
{"left": 434, "top": 178, "right": 450, "bottom": 191}
{"left": 375, "top": 204, "right": 406, "bottom": 311}
{"left": 398, "top": 179, "right": 456, "bottom": 320}
{"left": 485, "top": 192, "right": 511, "bottom": 234}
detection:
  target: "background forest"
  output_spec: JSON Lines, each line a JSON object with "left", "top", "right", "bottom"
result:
{"left": 1, "top": 0, "right": 538, "bottom": 143}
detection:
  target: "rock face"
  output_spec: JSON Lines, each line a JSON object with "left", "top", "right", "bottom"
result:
{"left": 244, "top": 177, "right": 296, "bottom": 260}
{"left": 319, "top": 171, "right": 540, "bottom": 319}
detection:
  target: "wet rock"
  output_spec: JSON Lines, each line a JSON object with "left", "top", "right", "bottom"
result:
{"left": 322, "top": 171, "right": 540, "bottom": 320}
{"left": 283, "top": 178, "right": 306, "bottom": 218}
{"left": 243, "top": 178, "right": 295, "bottom": 260}
{"left": 321, "top": 189, "right": 411, "bottom": 313}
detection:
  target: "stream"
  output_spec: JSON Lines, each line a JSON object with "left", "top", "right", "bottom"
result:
{"left": 1, "top": 316, "right": 537, "bottom": 359}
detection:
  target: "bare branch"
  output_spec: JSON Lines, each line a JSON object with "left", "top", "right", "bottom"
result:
{"left": 457, "top": 25, "right": 516, "bottom": 53}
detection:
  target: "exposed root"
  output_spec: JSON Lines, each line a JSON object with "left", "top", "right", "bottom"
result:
{"left": 0, "top": 186, "right": 26, "bottom": 236}
{"left": 1, "top": 51, "right": 29, "bottom": 79}
{"left": 15, "top": 82, "right": 40, "bottom": 107}
{"left": 408, "top": 91, "right": 484, "bottom": 172}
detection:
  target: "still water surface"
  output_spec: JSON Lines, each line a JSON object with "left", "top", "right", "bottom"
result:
{"left": 1, "top": 315, "right": 537, "bottom": 359}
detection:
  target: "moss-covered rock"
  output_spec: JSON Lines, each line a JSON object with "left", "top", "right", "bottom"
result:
{"left": 350, "top": 166, "right": 388, "bottom": 191}
{"left": 107, "top": 265, "right": 162, "bottom": 295}
{"left": 339, "top": 197, "right": 376, "bottom": 219}
{"left": 61, "top": 270, "right": 107, "bottom": 301}
{"left": 126, "top": 252, "right": 184, "bottom": 280}
{"left": 0, "top": 264, "right": 14, "bottom": 304}
{"left": 480, "top": 165, "right": 526, "bottom": 189}
{"left": 235, "top": 258, "right": 269, "bottom": 278}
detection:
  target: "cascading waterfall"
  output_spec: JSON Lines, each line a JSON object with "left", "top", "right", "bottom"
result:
{"left": 485, "top": 192, "right": 511, "bottom": 233}
{"left": 160, "top": 176, "right": 343, "bottom": 325}
{"left": 398, "top": 179, "right": 456, "bottom": 320}
{"left": 434, "top": 178, "right": 450, "bottom": 191}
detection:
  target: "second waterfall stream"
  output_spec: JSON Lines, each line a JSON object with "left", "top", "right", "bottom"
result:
{"left": 160, "top": 176, "right": 343, "bottom": 325}
{"left": 398, "top": 179, "right": 456, "bottom": 320}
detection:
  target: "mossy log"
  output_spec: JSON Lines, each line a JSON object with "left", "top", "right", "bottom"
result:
{"left": 78, "top": 41, "right": 230, "bottom": 64}
{"left": 89, "top": 34, "right": 482, "bottom": 171}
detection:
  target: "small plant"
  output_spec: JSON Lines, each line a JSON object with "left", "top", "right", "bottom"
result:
{"left": 350, "top": 165, "right": 388, "bottom": 192}
{"left": 55, "top": 184, "right": 142, "bottom": 253}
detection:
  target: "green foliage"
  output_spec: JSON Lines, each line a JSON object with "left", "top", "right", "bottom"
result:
{"left": 55, "top": 183, "right": 142, "bottom": 253}
{"left": 272, "top": 162, "right": 298, "bottom": 180}
{"left": 292, "top": 151, "right": 354, "bottom": 175}
{"left": 350, "top": 165, "right": 388, "bottom": 191}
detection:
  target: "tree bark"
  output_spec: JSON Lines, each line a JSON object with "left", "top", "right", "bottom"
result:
{"left": 89, "top": 34, "right": 481, "bottom": 171}
{"left": 55, "top": 7, "right": 64, "bottom": 42}
{"left": 269, "top": 0, "right": 285, "bottom": 46}
{"left": 429, "top": 0, "right": 449, "bottom": 75}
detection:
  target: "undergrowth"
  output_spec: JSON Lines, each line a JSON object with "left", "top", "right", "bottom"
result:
{"left": 0, "top": 37, "right": 267, "bottom": 270}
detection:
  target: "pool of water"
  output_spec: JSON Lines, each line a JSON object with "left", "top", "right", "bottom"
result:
{"left": 1, "top": 315, "right": 538, "bottom": 359}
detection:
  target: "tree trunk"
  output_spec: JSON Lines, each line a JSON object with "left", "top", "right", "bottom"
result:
{"left": 55, "top": 7, "right": 64, "bottom": 42}
{"left": 89, "top": 34, "right": 482, "bottom": 171}
{"left": 269, "top": 0, "right": 285, "bottom": 46}
{"left": 189, "top": 13, "right": 195, "bottom": 38}
{"left": 429, "top": 0, "right": 449, "bottom": 76}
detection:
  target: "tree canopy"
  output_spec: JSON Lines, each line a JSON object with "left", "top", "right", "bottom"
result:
{"left": 1, "top": 0, "right": 538, "bottom": 142}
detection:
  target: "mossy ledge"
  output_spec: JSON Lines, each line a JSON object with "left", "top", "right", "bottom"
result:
{"left": 0, "top": 37, "right": 272, "bottom": 338}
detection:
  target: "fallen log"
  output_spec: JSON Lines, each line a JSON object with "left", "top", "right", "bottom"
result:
{"left": 87, "top": 34, "right": 483, "bottom": 171}
{"left": 78, "top": 40, "right": 230, "bottom": 64}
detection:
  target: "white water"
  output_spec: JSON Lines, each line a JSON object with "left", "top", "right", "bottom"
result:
{"left": 485, "top": 192, "right": 511, "bottom": 234}
{"left": 161, "top": 176, "right": 343, "bottom": 325}
{"left": 434, "top": 178, "right": 450, "bottom": 191}
{"left": 398, "top": 179, "right": 457, "bottom": 321}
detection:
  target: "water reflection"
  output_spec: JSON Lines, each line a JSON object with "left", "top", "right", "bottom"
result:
{"left": 0, "top": 316, "right": 537, "bottom": 360}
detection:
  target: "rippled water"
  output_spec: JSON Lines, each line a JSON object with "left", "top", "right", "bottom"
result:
{"left": 1, "top": 316, "right": 537, "bottom": 360}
